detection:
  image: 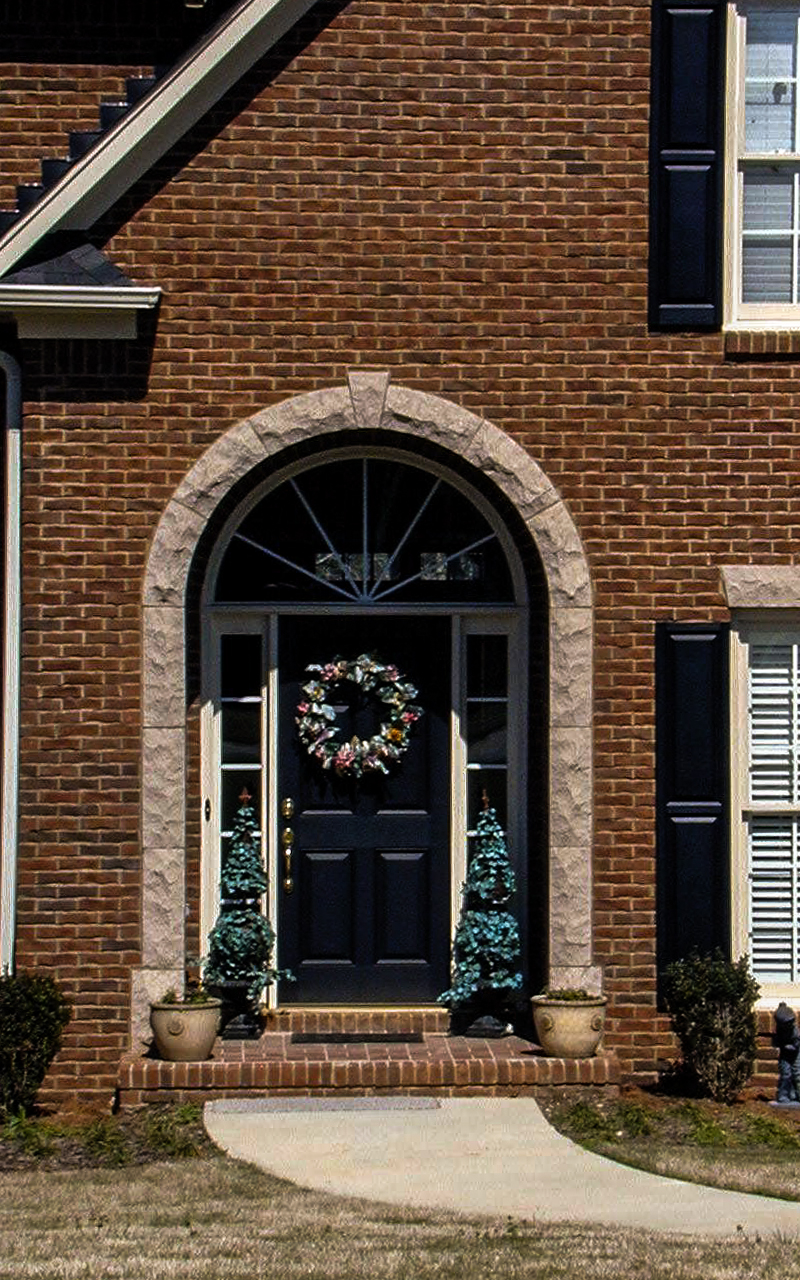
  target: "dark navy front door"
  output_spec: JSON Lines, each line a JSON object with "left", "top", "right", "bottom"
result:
{"left": 277, "top": 615, "right": 451, "bottom": 1003}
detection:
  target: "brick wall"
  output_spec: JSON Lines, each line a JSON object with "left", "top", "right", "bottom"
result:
{"left": 7, "top": 0, "right": 800, "bottom": 1100}
{"left": 0, "top": 0, "right": 228, "bottom": 209}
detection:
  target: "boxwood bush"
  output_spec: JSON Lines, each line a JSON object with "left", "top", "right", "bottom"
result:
{"left": 662, "top": 950, "right": 759, "bottom": 1103}
{"left": 0, "top": 972, "right": 71, "bottom": 1115}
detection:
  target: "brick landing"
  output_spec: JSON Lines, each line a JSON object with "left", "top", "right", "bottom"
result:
{"left": 117, "top": 1009, "right": 620, "bottom": 1108}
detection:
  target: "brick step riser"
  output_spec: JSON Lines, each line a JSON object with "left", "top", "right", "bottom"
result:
{"left": 263, "top": 1008, "right": 450, "bottom": 1035}
{"left": 117, "top": 1049, "right": 620, "bottom": 1109}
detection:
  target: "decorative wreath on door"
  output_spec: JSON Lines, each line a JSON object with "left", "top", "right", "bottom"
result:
{"left": 295, "top": 654, "right": 423, "bottom": 779}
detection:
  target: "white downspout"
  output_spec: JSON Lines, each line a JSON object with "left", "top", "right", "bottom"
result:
{"left": 0, "top": 352, "right": 21, "bottom": 974}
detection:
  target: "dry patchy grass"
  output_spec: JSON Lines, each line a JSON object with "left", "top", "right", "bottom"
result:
{"left": 0, "top": 1104, "right": 214, "bottom": 1172}
{"left": 0, "top": 1155, "right": 797, "bottom": 1280}
{"left": 541, "top": 1089, "right": 800, "bottom": 1202}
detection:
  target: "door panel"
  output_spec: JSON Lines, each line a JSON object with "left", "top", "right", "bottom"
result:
{"left": 278, "top": 615, "right": 451, "bottom": 1002}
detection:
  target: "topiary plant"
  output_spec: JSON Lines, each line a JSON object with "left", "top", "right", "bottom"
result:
{"left": 662, "top": 949, "right": 760, "bottom": 1103}
{"left": 205, "top": 789, "right": 285, "bottom": 1035}
{"left": 438, "top": 798, "right": 522, "bottom": 1031}
{"left": 0, "top": 972, "right": 71, "bottom": 1115}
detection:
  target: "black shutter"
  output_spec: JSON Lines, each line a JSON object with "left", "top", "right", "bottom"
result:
{"left": 649, "top": 0, "right": 726, "bottom": 329}
{"left": 656, "top": 623, "right": 730, "bottom": 982}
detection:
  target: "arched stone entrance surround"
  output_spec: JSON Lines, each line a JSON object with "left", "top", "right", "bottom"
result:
{"left": 132, "top": 373, "right": 598, "bottom": 1043}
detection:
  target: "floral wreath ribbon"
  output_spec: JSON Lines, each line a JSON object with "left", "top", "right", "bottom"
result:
{"left": 295, "top": 654, "right": 423, "bottom": 778}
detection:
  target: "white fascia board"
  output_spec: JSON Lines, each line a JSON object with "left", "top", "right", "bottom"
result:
{"left": 0, "top": 0, "right": 319, "bottom": 278}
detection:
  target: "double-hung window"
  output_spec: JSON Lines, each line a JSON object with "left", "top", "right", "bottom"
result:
{"left": 732, "top": 623, "right": 800, "bottom": 994}
{"left": 728, "top": 3, "right": 800, "bottom": 323}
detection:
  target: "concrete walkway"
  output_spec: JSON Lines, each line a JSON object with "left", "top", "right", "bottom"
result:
{"left": 205, "top": 1096, "right": 800, "bottom": 1237}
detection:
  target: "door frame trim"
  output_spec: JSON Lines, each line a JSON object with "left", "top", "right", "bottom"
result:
{"left": 133, "top": 375, "right": 596, "bottom": 1044}
{"left": 202, "top": 606, "right": 526, "bottom": 1005}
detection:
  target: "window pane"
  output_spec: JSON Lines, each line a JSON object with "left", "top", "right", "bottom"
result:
{"left": 221, "top": 769, "right": 261, "bottom": 832}
{"left": 220, "top": 634, "right": 262, "bottom": 698}
{"left": 745, "top": 83, "right": 796, "bottom": 151}
{"left": 750, "top": 643, "right": 796, "bottom": 801}
{"left": 221, "top": 703, "right": 261, "bottom": 764}
{"left": 467, "top": 702, "right": 507, "bottom": 765}
{"left": 468, "top": 769, "right": 507, "bottom": 833}
{"left": 743, "top": 169, "right": 793, "bottom": 229}
{"left": 742, "top": 236, "right": 793, "bottom": 301}
{"left": 466, "top": 635, "right": 508, "bottom": 698}
{"left": 747, "top": 10, "right": 797, "bottom": 80}
{"left": 749, "top": 816, "right": 796, "bottom": 982}
{"left": 746, "top": 10, "right": 798, "bottom": 151}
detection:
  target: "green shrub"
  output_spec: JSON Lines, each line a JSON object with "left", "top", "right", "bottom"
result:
{"left": 662, "top": 950, "right": 759, "bottom": 1103}
{"left": 144, "top": 1104, "right": 203, "bottom": 1159}
{"left": 1, "top": 1110, "right": 54, "bottom": 1157}
{"left": 0, "top": 972, "right": 71, "bottom": 1115}
{"left": 82, "top": 1118, "right": 131, "bottom": 1167}
{"left": 671, "top": 1100, "right": 731, "bottom": 1146}
{"left": 612, "top": 1099, "right": 654, "bottom": 1138}
{"left": 743, "top": 1113, "right": 800, "bottom": 1150}
{"left": 558, "top": 1100, "right": 618, "bottom": 1143}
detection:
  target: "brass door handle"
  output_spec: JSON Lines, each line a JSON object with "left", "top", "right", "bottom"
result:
{"left": 281, "top": 822, "right": 294, "bottom": 893}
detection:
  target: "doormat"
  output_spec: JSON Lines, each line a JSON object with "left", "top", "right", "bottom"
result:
{"left": 208, "top": 1097, "right": 441, "bottom": 1113}
{"left": 290, "top": 1032, "right": 425, "bottom": 1045}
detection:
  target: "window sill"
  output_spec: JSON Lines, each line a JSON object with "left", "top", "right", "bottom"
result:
{"left": 724, "top": 328, "right": 800, "bottom": 358}
{"left": 756, "top": 990, "right": 800, "bottom": 1009}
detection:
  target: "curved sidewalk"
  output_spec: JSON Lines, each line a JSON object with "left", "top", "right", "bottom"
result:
{"left": 205, "top": 1096, "right": 800, "bottom": 1237}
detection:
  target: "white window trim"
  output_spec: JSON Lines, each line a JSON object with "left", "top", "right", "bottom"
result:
{"left": 731, "top": 613, "right": 800, "bottom": 1004}
{"left": 725, "top": 0, "right": 800, "bottom": 329}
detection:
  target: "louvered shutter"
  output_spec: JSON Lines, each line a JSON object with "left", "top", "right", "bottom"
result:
{"left": 747, "top": 642, "right": 800, "bottom": 982}
{"left": 649, "top": 0, "right": 726, "bottom": 329}
{"left": 656, "top": 623, "right": 730, "bottom": 981}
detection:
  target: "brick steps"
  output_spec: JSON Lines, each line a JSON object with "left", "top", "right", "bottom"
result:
{"left": 117, "top": 1029, "right": 620, "bottom": 1108}
{"left": 262, "top": 1006, "right": 450, "bottom": 1035}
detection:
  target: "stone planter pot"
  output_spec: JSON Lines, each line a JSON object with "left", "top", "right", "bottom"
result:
{"left": 149, "top": 999, "right": 222, "bottom": 1062}
{"left": 531, "top": 994, "right": 607, "bottom": 1058}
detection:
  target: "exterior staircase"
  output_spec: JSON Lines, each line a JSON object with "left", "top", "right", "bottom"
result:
{"left": 116, "top": 1007, "right": 620, "bottom": 1109}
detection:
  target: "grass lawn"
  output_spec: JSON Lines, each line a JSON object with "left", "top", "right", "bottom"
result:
{"left": 0, "top": 1098, "right": 799, "bottom": 1279}
{"left": 1, "top": 1154, "right": 799, "bottom": 1280}
{"left": 539, "top": 1087, "right": 800, "bottom": 1203}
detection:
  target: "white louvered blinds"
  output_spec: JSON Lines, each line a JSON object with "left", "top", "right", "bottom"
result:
{"left": 740, "top": 6, "right": 800, "bottom": 305}
{"left": 747, "top": 641, "right": 800, "bottom": 981}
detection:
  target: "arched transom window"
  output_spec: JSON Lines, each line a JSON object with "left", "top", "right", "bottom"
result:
{"left": 214, "top": 454, "right": 518, "bottom": 605}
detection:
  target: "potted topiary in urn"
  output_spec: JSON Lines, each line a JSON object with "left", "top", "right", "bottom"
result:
{"left": 530, "top": 987, "right": 607, "bottom": 1059}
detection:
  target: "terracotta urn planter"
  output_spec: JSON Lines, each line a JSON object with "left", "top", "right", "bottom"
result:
{"left": 149, "top": 998, "right": 222, "bottom": 1062}
{"left": 531, "top": 992, "right": 607, "bottom": 1058}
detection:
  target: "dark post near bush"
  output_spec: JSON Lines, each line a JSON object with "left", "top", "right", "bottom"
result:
{"left": 662, "top": 949, "right": 759, "bottom": 1103}
{"left": 438, "top": 794, "right": 522, "bottom": 1036}
{"left": 204, "top": 789, "right": 278, "bottom": 1039}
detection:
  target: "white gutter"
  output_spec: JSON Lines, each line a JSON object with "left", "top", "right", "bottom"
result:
{"left": 0, "top": 285, "right": 161, "bottom": 311}
{"left": 0, "top": 285, "right": 161, "bottom": 339}
{"left": 0, "top": 352, "right": 21, "bottom": 975}
{"left": 0, "top": 0, "right": 319, "bottom": 277}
